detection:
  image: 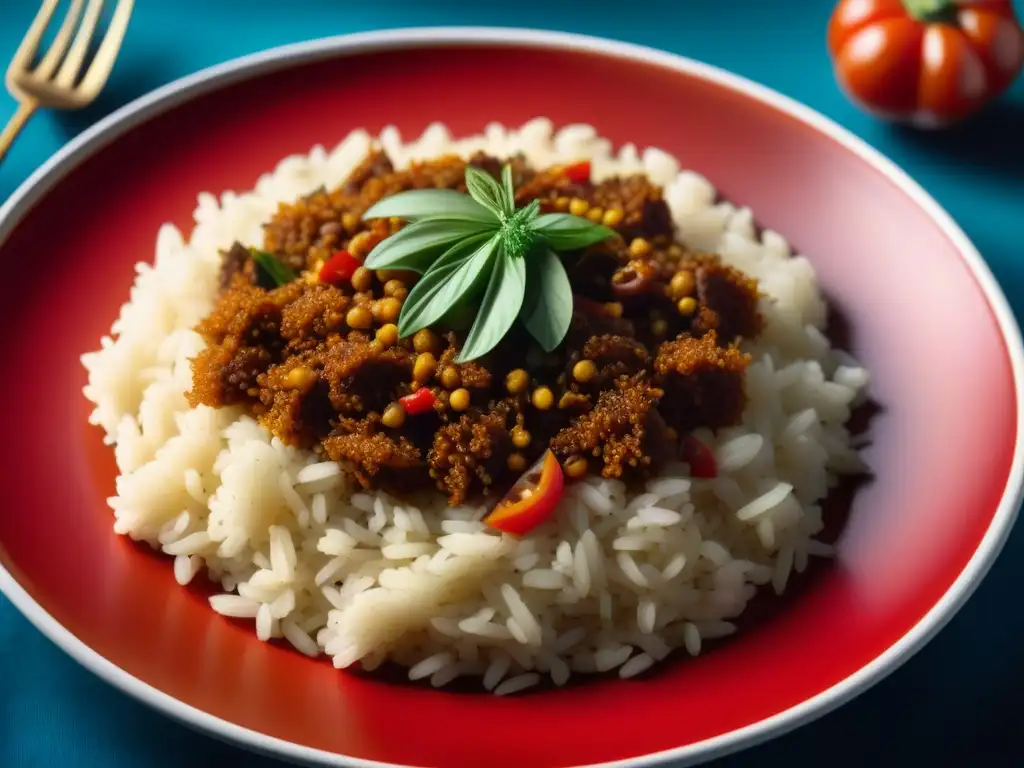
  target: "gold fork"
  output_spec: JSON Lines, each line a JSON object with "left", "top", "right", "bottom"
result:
{"left": 1, "top": 0, "right": 134, "bottom": 163}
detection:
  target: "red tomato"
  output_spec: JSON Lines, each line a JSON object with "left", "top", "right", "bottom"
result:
{"left": 318, "top": 250, "right": 361, "bottom": 284}
{"left": 828, "top": 0, "right": 1024, "bottom": 125}
{"left": 483, "top": 450, "right": 565, "bottom": 536}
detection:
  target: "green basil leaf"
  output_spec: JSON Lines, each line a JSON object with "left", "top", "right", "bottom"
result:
{"left": 520, "top": 198, "right": 541, "bottom": 222}
{"left": 399, "top": 231, "right": 492, "bottom": 319}
{"left": 501, "top": 164, "right": 515, "bottom": 211}
{"left": 519, "top": 246, "right": 573, "bottom": 352}
{"left": 465, "top": 166, "right": 511, "bottom": 219}
{"left": 362, "top": 189, "right": 497, "bottom": 224}
{"left": 530, "top": 213, "right": 616, "bottom": 251}
{"left": 456, "top": 246, "right": 527, "bottom": 363}
{"left": 363, "top": 218, "right": 497, "bottom": 271}
{"left": 397, "top": 234, "right": 500, "bottom": 337}
{"left": 249, "top": 248, "right": 297, "bottom": 287}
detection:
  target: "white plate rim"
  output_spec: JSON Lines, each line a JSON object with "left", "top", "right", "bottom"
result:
{"left": 1, "top": 25, "right": 1022, "bottom": 768}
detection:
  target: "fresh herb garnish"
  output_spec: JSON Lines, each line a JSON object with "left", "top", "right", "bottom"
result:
{"left": 362, "top": 164, "right": 615, "bottom": 362}
{"left": 250, "top": 248, "right": 297, "bottom": 288}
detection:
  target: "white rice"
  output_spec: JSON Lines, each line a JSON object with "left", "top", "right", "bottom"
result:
{"left": 493, "top": 672, "right": 542, "bottom": 696}
{"left": 80, "top": 119, "right": 870, "bottom": 690}
{"left": 619, "top": 652, "right": 655, "bottom": 679}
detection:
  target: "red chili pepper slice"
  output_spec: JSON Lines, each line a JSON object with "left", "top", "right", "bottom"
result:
{"left": 399, "top": 387, "right": 437, "bottom": 416}
{"left": 484, "top": 450, "right": 565, "bottom": 536}
{"left": 562, "top": 160, "right": 591, "bottom": 184}
{"left": 681, "top": 435, "right": 717, "bottom": 479}
{"left": 319, "top": 250, "right": 361, "bottom": 285}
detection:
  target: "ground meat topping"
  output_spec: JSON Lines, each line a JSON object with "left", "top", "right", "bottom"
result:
{"left": 324, "top": 416, "right": 425, "bottom": 489}
{"left": 189, "top": 280, "right": 291, "bottom": 407}
{"left": 436, "top": 337, "right": 493, "bottom": 392}
{"left": 189, "top": 150, "right": 769, "bottom": 504}
{"left": 581, "top": 334, "right": 651, "bottom": 382}
{"left": 256, "top": 351, "right": 334, "bottom": 445}
{"left": 428, "top": 410, "right": 512, "bottom": 505}
{"left": 654, "top": 331, "right": 750, "bottom": 432}
{"left": 591, "top": 175, "right": 674, "bottom": 241}
{"left": 280, "top": 284, "right": 350, "bottom": 351}
{"left": 343, "top": 149, "right": 395, "bottom": 194}
{"left": 218, "top": 241, "right": 254, "bottom": 290}
{"left": 550, "top": 376, "right": 665, "bottom": 479}
{"left": 321, "top": 337, "right": 415, "bottom": 417}
{"left": 694, "top": 263, "right": 762, "bottom": 343}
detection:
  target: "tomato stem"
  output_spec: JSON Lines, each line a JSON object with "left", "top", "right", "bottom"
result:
{"left": 901, "top": 0, "right": 956, "bottom": 23}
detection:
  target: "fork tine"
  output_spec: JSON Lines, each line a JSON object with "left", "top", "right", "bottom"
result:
{"left": 54, "top": 0, "right": 105, "bottom": 88}
{"left": 78, "top": 0, "right": 134, "bottom": 99}
{"left": 5, "top": 0, "right": 60, "bottom": 83}
{"left": 35, "top": 0, "right": 86, "bottom": 81}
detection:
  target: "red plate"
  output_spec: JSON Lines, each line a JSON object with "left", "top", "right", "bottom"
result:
{"left": 1, "top": 28, "right": 1021, "bottom": 768}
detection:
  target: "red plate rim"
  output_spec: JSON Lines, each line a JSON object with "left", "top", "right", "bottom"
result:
{"left": 1, "top": 26, "right": 1023, "bottom": 768}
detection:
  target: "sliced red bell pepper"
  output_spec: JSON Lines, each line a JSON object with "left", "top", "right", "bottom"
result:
{"left": 399, "top": 387, "right": 437, "bottom": 415}
{"left": 319, "top": 249, "right": 361, "bottom": 285}
{"left": 562, "top": 160, "right": 591, "bottom": 184}
{"left": 484, "top": 450, "right": 565, "bottom": 536}
{"left": 681, "top": 435, "right": 717, "bottom": 479}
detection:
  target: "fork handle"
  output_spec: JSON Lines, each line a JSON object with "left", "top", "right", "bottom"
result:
{"left": 0, "top": 99, "right": 39, "bottom": 164}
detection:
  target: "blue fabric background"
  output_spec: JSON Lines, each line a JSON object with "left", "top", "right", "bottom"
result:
{"left": 2, "top": 1, "right": 1023, "bottom": 765}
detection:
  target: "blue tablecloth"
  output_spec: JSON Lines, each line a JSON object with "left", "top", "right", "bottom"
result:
{"left": 2, "top": 1, "right": 1023, "bottom": 765}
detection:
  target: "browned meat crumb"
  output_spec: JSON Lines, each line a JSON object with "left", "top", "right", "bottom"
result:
{"left": 582, "top": 334, "right": 651, "bottom": 381}
{"left": 654, "top": 331, "right": 750, "bottom": 432}
{"left": 343, "top": 149, "right": 395, "bottom": 194}
{"left": 324, "top": 416, "right": 424, "bottom": 489}
{"left": 512, "top": 166, "right": 583, "bottom": 209}
{"left": 437, "top": 336, "right": 493, "bottom": 391}
{"left": 219, "top": 241, "right": 254, "bottom": 290}
{"left": 193, "top": 345, "right": 271, "bottom": 406}
{"left": 321, "top": 337, "right": 414, "bottom": 417}
{"left": 256, "top": 352, "right": 334, "bottom": 445}
{"left": 591, "top": 175, "right": 673, "bottom": 241}
{"left": 694, "top": 264, "right": 762, "bottom": 343}
{"left": 195, "top": 277, "right": 265, "bottom": 342}
{"left": 428, "top": 410, "right": 511, "bottom": 505}
{"left": 550, "top": 377, "right": 664, "bottom": 479}
{"left": 558, "top": 391, "right": 592, "bottom": 413}
{"left": 691, "top": 305, "right": 719, "bottom": 337}
{"left": 280, "top": 284, "right": 350, "bottom": 352}
{"left": 564, "top": 244, "right": 625, "bottom": 302}
{"left": 189, "top": 279, "right": 292, "bottom": 407}
{"left": 568, "top": 303, "right": 637, "bottom": 340}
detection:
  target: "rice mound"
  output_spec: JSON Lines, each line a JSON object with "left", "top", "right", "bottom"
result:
{"left": 81, "top": 119, "right": 870, "bottom": 693}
